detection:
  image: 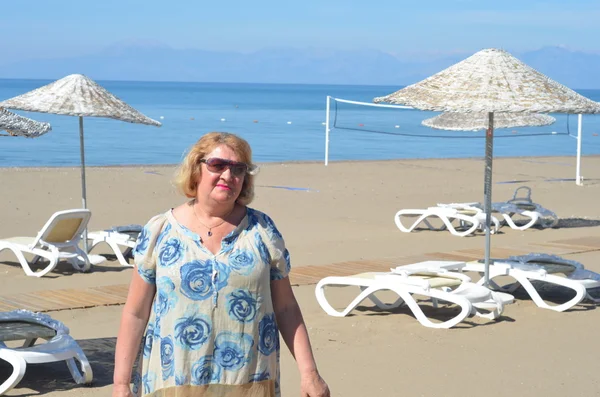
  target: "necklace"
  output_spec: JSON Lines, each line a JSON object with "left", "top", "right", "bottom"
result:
{"left": 192, "top": 200, "right": 235, "bottom": 237}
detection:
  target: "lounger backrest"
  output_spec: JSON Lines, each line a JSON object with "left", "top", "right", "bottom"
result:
{"left": 508, "top": 186, "right": 535, "bottom": 209}
{"left": 32, "top": 209, "right": 92, "bottom": 248}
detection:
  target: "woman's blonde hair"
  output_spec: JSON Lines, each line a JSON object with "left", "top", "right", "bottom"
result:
{"left": 174, "top": 132, "right": 255, "bottom": 205}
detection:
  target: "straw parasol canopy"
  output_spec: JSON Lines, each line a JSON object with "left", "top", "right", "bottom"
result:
{"left": 0, "top": 73, "right": 161, "bottom": 253}
{"left": 422, "top": 112, "right": 556, "bottom": 131}
{"left": 374, "top": 48, "right": 600, "bottom": 285}
{"left": 0, "top": 107, "right": 51, "bottom": 138}
{"left": 374, "top": 48, "right": 600, "bottom": 114}
{"left": 0, "top": 74, "right": 161, "bottom": 126}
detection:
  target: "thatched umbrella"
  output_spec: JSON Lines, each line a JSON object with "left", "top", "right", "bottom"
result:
{"left": 0, "top": 107, "right": 51, "bottom": 138}
{"left": 374, "top": 48, "right": 600, "bottom": 285}
{"left": 0, "top": 74, "right": 161, "bottom": 252}
{"left": 422, "top": 112, "right": 555, "bottom": 131}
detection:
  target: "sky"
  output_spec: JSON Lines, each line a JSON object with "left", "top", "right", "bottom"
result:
{"left": 2, "top": 0, "right": 600, "bottom": 61}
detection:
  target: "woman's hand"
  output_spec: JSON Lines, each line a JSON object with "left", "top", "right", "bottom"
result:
{"left": 301, "top": 370, "right": 330, "bottom": 397}
{"left": 112, "top": 384, "right": 134, "bottom": 397}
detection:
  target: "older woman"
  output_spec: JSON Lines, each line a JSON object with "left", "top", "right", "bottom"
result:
{"left": 113, "top": 132, "right": 329, "bottom": 397}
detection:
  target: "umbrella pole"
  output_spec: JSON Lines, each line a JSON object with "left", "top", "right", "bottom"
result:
{"left": 79, "top": 116, "right": 89, "bottom": 253}
{"left": 483, "top": 112, "right": 494, "bottom": 286}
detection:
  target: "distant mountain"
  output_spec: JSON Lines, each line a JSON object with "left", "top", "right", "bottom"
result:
{"left": 0, "top": 44, "right": 598, "bottom": 88}
{"left": 519, "top": 47, "right": 600, "bottom": 90}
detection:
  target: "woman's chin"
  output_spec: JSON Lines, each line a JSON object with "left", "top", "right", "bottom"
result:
{"left": 211, "top": 191, "right": 238, "bottom": 203}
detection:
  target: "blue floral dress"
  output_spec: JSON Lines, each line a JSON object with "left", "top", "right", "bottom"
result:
{"left": 132, "top": 207, "right": 291, "bottom": 397}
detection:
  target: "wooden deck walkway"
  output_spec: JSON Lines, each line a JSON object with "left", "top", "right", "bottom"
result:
{"left": 0, "top": 236, "right": 598, "bottom": 313}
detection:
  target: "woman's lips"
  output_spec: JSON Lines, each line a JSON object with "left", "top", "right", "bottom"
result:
{"left": 216, "top": 184, "right": 231, "bottom": 190}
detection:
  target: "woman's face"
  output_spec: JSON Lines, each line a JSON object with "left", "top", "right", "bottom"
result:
{"left": 196, "top": 144, "right": 246, "bottom": 205}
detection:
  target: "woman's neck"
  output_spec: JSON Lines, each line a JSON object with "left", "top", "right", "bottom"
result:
{"left": 192, "top": 198, "right": 236, "bottom": 219}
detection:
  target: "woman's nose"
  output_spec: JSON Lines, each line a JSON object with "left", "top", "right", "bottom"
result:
{"left": 220, "top": 167, "right": 233, "bottom": 180}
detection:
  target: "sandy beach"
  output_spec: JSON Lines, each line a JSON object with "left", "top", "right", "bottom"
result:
{"left": 1, "top": 155, "right": 600, "bottom": 396}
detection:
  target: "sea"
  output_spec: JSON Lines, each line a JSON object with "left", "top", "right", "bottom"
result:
{"left": 1, "top": 78, "right": 600, "bottom": 167}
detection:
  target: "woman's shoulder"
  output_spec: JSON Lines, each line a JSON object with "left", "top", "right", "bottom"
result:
{"left": 246, "top": 207, "right": 283, "bottom": 239}
{"left": 141, "top": 211, "right": 171, "bottom": 233}
{"left": 246, "top": 207, "right": 273, "bottom": 225}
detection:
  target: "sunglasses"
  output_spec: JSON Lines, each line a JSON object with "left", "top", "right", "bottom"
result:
{"left": 200, "top": 157, "right": 257, "bottom": 177}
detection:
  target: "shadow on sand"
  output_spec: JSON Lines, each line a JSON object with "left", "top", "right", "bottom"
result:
{"left": 0, "top": 337, "right": 116, "bottom": 395}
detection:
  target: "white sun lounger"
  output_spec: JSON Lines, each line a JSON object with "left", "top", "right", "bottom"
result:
{"left": 493, "top": 186, "right": 558, "bottom": 229}
{"left": 441, "top": 187, "right": 558, "bottom": 231}
{"left": 316, "top": 261, "right": 514, "bottom": 329}
{"left": 87, "top": 224, "right": 142, "bottom": 267}
{"left": 395, "top": 205, "right": 500, "bottom": 237}
{"left": 0, "top": 309, "right": 93, "bottom": 395}
{"left": 0, "top": 209, "right": 97, "bottom": 277}
{"left": 464, "top": 253, "right": 600, "bottom": 312}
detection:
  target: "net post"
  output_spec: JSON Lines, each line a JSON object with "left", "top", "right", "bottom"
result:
{"left": 325, "top": 96, "right": 331, "bottom": 166}
{"left": 576, "top": 114, "right": 583, "bottom": 186}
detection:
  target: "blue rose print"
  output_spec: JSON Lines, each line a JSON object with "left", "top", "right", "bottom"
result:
{"left": 134, "top": 227, "right": 150, "bottom": 256}
{"left": 180, "top": 260, "right": 213, "bottom": 301}
{"left": 153, "top": 320, "right": 162, "bottom": 339}
{"left": 245, "top": 209, "right": 259, "bottom": 231}
{"left": 226, "top": 289, "right": 261, "bottom": 323}
{"left": 213, "top": 332, "right": 254, "bottom": 371}
{"left": 143, "top": 322, "right": 155, "bottom": 358}
{"left": 213, "top": 260, "right": 230, "bottom": 290}
{"left": 158, "top": 237, "right": 185, "bottom": 267}
{"left": 258, "top": 314, "right": 279, "bottom": 356}
{"left": 174, "top": 314, "right": 211, "bottom": 350}
{"left": 249, "top": 370, "right": 270, "bottom": 382}
{"left": 180, "top": 260, "right": 230, "bottom": 301}
{"left": 160, "top": 336, "right": 175, "bottom": 380}
{"left": 191, "top": 356, "right": 222, "bottom": 385}
{"left": 132, "top": 371, "right": 141, "bottom": 395}
{"left": 228, "top": 249, "right": 256, "bottom": 275}
{"left": 154, "top": 277, "right": 178, "bottom": 316}
{"left": 255, "top": 233, "right": 271, "bottom": 265}
{"left": 138, "top": 267, "right": 156, "bottom": 284}
{"left": 221, "top": 235, "right": 236, "bottom": 254}
{"left": 270, "top": 267, "right": 284, "bottom": 281}
{"left": 264, "top": 215, "right": 283, "bottom": 239}
{"left": 284, "top": 249, "right": 291, "bottom": 274}
{"left": 142, "top": 371, "right": 155, "bottom": 395}
{"left": 175, "top": 374, "right": 188, "bottom": 386}
{"left": 156, "top": 223, "right": 172, "bottom": 247}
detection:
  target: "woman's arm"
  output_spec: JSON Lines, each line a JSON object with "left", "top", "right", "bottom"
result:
{"left": 272, "top": 277, "right": 330, "bottom": 397}
{"left": 113, "top": 270, "right": 156, "bottom": 396}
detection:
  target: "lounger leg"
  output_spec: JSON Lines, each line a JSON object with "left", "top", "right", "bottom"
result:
{"left": 108, "top": 241, "right": 133, "bottom": 267}
{"left": 69, "top": 247, "right": 91, "bottom": 272}
{"left": 33, "top": 257, "right": 59, "bottom": 277}
{"left": 503, "top": 213, "right": 538, "bottom": 231}
{"left": 360, "top": 286, "right": 406, "bottom": 310}
{"left": 513, "top": 273, "right": 586, "bottom": 312}
{"left": 387, "top": 285, "right": 472, "bottom": 329}
{"left": 316, "top": 283, "right": 402, "bottom": 317}
{"left": 470, "top": 293, "right": 505, "bottom": 320}
{"left": 584, "top": 292, "right": 600, "bottom": 303}
{"left": 475, "top": 269, "right": 587, "bottom": 312}
{"left": 0, "top": 349, "right": 27, "bottom": 395}
{"left": 21, "top": 338, "right": 37, "bottom": 348}
{"left": 122, "top": 247, "right": 133, "bottom": 259}
{"left": 539, "top": 213, "right": 559, "bottom": 228}
{"left": 0, "top": 244, "right": 59, "bottom": 277}
{"left": 316, "top": 278, "right": 475, "bottom": 328}
{"left": 65, "top": 343, "right": 94, "bottom": 385}
{"left": 395, "top": 212, "right": 450, "bottom": 233}
{"left": 395, "top": 213, "right": 438, "bottom": 233}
